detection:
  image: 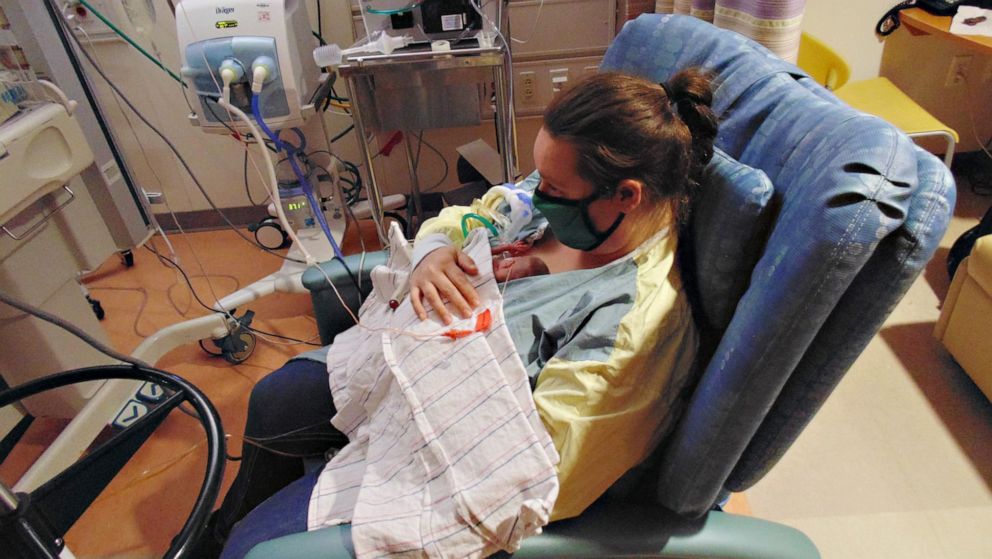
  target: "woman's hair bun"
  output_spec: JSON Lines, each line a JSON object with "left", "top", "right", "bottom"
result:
{"left": 664, "top": 68, "right": 718, "bottom": 169}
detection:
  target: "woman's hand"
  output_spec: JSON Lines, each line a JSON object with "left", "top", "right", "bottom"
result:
{"left": 409, "top": 247, "right": 481, "bottom": 324}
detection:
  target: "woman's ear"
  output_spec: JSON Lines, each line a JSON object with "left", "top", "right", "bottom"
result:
{"left": 615, "top": 179, "right": 644, "bottom": 212}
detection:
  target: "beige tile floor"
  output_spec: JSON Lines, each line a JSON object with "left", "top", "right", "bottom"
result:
{"left": 2, "top": 159, "right": 990, "bottom": 558}
{"left": 745, "top": 166, "right": 992, "bottom": 558}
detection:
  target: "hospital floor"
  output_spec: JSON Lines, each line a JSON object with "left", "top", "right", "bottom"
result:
{"left": 1, "top": 161, "right": 991, "bottom": 558}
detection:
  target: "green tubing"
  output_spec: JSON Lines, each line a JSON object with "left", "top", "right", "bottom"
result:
{"left": 76, "top": 0, "right": 186, "bottom": 86}
{"left": 461, "top": 213, "right": 499, "bottom": 238}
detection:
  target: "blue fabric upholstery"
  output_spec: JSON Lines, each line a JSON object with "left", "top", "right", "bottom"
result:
{"left": 602, "top": 14, "right": 955, "bottom": 516}
{"left": 690, "top": 147, "right": 774, "bottom": 331}
{"left": 256, "top": 14, "right": 955, "bottom": 557}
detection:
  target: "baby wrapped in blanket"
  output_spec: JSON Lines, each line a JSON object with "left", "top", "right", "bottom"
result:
{"left": 308, "top": 222, "right": 560, "bottom": 558}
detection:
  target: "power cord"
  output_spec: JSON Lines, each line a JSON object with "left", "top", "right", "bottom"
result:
{"left": 146, "top": 247, "right": 323, "bottom": 347}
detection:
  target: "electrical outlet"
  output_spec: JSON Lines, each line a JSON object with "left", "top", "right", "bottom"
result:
{"left": 945, "top": 54, "right": 973, "bottom": 87}
{"left": 550, "top": 68, "right": 569, "bottom": 94}
{"left": 520, "top": 71, "right": 537, "bottom": 103}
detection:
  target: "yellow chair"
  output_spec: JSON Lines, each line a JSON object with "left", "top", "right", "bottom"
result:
{"left": 935, "top": 235, "right": 992, "bottom": 401}
{"left": 798, "top": 33, "right": 958, "bottom": 167}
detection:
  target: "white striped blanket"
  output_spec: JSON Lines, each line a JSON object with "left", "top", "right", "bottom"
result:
{"left": 308, "top": 224, "right": 560, "bottom": 558}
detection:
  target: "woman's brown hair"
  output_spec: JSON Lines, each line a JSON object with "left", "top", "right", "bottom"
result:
{"left": 542, "top": 69, "right": 718, "bottom": 223}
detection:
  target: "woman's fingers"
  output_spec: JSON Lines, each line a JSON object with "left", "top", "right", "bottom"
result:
{"left": 410, "top": 285, "right": 427, "bottom": 321}
{"left": 408, "top": 247, "right": 481, "bottom": 323}
{"left": 421, "top": 282, "right": 454, "bottom": 325}
{"left": 445, "top": 264, "right": 480, "bottom": 311}
{"left": 456, "top": 251, "right": 479, "bottom": 275}
{"left": 431, "top": 272, "right": 475, "bottom": 321}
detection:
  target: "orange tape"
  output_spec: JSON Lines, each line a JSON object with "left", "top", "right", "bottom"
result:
{"left": 441, "top": 308, "right": 493, "bottom": 340}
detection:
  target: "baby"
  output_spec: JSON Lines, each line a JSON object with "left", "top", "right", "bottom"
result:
{"left": 492, "top": 250, "right": 549, "bottom": 282}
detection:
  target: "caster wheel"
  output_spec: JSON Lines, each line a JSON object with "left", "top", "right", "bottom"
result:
{"left": 120, "top": 249, "right": 135, "bottom": 267}
{"left": 249, "top": 218, "right": 289, "bottom": 250}
{"left": 222, "top": 331, "right": 256, "bottom": 364}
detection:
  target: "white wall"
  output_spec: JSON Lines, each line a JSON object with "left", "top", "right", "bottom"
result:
{"left": 801, "top": 0, "right": 893, "bottom": 81}
{"left": 803, "top": 1, "right": 992, "bottom": 152}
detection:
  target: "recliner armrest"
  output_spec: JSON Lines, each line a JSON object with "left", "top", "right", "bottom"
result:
{"left": 301, "top": 250, "right": 388, "bottom": 344}
{"left": 244, "top": 504, "right": 819, "bottom": 559}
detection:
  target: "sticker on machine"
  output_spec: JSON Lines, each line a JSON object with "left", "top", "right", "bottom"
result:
{"left": 441, "top": 14, "right": 464, "bottom": 31}
{"left": 258, "top": 11, "right": 271, "bottom": 22}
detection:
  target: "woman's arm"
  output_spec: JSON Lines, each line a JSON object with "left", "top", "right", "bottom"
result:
{"left": 409, "top": 183, "right": 532, "bottom": 322}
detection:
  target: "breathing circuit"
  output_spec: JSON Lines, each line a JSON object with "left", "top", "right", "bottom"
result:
{"left": 214, "top": 62, "right": 347, "bottom": 267}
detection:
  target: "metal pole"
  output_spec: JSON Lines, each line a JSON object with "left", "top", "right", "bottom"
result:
{"left": 403, "top": 133, "right": 425, "bottom": 229}
{"left": 495, "top": 2, "right": 518, "bottom": 181}
{"left": 493, "top": 54, "right": 517, "bottom": 182}
{"left": 0, "top": 481, "right": 19, "bottom": 512}
{"left": 343, "top": 74, "right": 388, "bottom": 245}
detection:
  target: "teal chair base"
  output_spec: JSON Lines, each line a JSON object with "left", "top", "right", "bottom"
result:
{"left": 245, "top": 501, "right": 819, "bottom": 559}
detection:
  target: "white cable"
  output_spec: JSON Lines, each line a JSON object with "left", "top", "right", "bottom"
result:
{"left": 243, "top": 144, "right": 273, "bottom": 205}
{"left": 218, "top": 98, "right": 319, "bottom": 267}
{"left": 153, "top": 220, "right": 180, "bottom": 266}
{"left": 509, "top": 0, "right": 544, "bottom": 45}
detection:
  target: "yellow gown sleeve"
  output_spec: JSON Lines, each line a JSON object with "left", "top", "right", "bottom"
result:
{"left": 532, "top": 234, "right": 698, "bottom": 521}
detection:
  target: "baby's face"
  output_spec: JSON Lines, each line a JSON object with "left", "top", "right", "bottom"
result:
{"left": 493, "top": 255, "right": 550, "bottom": 282}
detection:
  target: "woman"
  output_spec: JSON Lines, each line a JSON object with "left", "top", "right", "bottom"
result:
{"left": 200, "top": 68, "right": 718, "bottom": 558}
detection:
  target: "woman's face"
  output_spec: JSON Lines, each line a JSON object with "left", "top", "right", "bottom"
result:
{"left": 532, "top": 127, "right": 625, "bottom": 237}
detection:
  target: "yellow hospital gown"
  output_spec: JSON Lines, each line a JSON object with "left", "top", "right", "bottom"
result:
{"left": 414, "top": 173, "right": 698, "bottom": 520}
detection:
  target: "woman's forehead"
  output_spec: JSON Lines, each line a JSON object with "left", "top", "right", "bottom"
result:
{"left": 534, "top": 128, "right": 578, "bottom": 183}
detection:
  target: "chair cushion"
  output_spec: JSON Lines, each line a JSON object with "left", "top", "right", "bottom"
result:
{"left": 690, "top": 148, "right": 775, "bottom": 331}
{"left": 835, "top": 77, "right": 959, "bottom": 142}
{"left": 936, "top": 236, "right": 992, "bottom": 401}
{"left": 967, "top": 234, "right": 992, "bottom": 297}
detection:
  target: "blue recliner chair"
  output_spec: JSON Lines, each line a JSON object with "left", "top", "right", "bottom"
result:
{"left": 253, "top": 14, "right": 956, "bottom": 558}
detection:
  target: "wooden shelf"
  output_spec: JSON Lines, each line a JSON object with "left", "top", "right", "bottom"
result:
{"left": 900, "top": 7, "right": 992, "bottom": 54}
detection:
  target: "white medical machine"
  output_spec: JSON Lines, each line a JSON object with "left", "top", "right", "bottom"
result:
{"left": 164, "top": 0, "right": 402, "bottom": 361}
{"left": 176, "top": 0, "right": 319, "bottom": 133}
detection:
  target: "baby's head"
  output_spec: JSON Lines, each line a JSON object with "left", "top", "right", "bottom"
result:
{"left": 493, "top": 255, "right": 550, "bottom": 282}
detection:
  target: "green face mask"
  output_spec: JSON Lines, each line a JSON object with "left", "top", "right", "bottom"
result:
{"left": 533, "top": 189, "right": 625, "bottom": 251}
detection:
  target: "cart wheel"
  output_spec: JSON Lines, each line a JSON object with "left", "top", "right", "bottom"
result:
{"left": 120, "top": 249, "right": 135, "bottom": 267}
{"left": 222, "top": 331, "right": 256, "bottom": 364}
{"left": 250, "top": 218, "right": 289, "bottom": 250}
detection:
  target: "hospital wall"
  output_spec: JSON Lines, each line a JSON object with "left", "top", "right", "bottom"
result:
{"left": 805, "top": 0, "right": 992, "bottom": 153}
{"left": 77, "top": 0, "right": 985, "bottom": 218}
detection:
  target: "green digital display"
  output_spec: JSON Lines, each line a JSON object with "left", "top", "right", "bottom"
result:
{"left": 287, "top": 201, "right": 308, "bottom": 211}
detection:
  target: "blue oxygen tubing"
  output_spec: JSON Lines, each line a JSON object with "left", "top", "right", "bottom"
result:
{"left": 251, "top": 94, "right": 347, "bottom": 264}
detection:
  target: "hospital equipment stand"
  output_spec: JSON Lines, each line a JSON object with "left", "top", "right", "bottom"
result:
{"left": 339, "top": 38, "right": 518, "bottom": 242}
